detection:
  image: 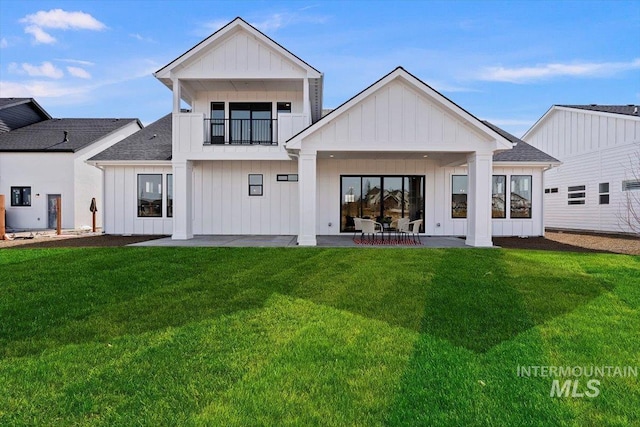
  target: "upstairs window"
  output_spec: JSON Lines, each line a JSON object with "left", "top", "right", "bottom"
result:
{"left": 277, "top": 102, "right": 292, "bottom": 114}
{"left": 11, "top": 187, "right": 31, "bottom": 206}
{"left": 568, "top": 185, "right": 586, "bottom": 205}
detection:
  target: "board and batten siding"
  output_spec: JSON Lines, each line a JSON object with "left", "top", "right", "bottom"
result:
{"left": 316, "top": 159, "right": 544, "bottom": 237}
{"left": 103, "top": 165, "right": 173, "bottom": 235}
{"left": 192, "top": 160, "right": 298, "bottom": 235}
{"left": 525, "top": 108, "right": 640, "bottom": 233}
{"left": 304, "top": 80, "right": 491, "bottom": 152}
{"left": 526, "top": 109, "right": 640, "bottom": 159}
{"left": 174, "top": 29, "right": 307, "bottom": 79}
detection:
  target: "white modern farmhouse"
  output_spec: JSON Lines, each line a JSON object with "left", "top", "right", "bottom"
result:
{"left": 0, "top": 98, "right": 141, "bottom": 231}
{"left": 90, "top": 17, "right": 558, "bottom": 246}
{"left": 523, "top": 105, "right": 640, "bottom": 234}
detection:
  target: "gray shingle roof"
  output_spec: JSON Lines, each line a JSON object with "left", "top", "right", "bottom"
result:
{"left": 0, "top": 98, "right": 52, "bottom": 133}
{"left": 482, "top": 121, "right": 559, "bottom": 163}
{"left": 557, "top": 104, "right": 640, "bottom": 117}
{"left": 0, "top": 118, "right": 140, "bottom": 152}
{"left": 90, "top": 114, "right": 172, "bottom": 161}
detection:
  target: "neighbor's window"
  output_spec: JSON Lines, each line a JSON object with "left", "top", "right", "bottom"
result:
{"left": 492, "top": 175, "right": 506, "bottom": 218}
{"left": 622, "top": 180, "right": 640, "bottom": 191}
{"left": 511, "top": 175, "right": 532, "bottom": 218}
{"left": 451, "top": 175, "right": 468, "bottom": 218}
{"left": 599, "top": 182, "right": 609, "bottom": 205}
{"left": 167, "top": 174, "right": 173, "bottom": 217}
{"left": 568, "top": 185, "right": 586, "bottom": 205}
{"left": 11, "top": 186, "right": 31, "bottom": 206}
{"left": 249, "top": 174, "right": 263, "bottom": 196}
{"left": 138, "top": 174, "right": 162, "bottom": 217}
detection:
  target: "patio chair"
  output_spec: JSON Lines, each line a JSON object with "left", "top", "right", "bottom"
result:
{"left": 407, "top": 219, "right": 423, "bottom": 243}
{"left": 391, "top": 217, "right": 410, "bottom": 242}
{"left": 353, "top": 217, "right": 363, "bottom": 240}
{"left": 360, "top": 218, "right": 384, "bottom": 242}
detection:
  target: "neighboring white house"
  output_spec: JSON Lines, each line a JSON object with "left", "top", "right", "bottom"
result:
{"left": 89, "top": 17, "right": 559, "bottom": 246}
{"left": 523, "top": 105, "right": 640, "bottom": 234}
{"left": 0, "top": 98, "right": 142, "bottom": 230}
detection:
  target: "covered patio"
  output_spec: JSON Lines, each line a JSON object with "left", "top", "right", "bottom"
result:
{"left": 128, "top": 234, "right": 469, "bottom": 248}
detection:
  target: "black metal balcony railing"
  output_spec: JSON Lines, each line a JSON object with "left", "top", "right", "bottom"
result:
{"left": 204, "top": 118, "right": 277, "bottom": 145}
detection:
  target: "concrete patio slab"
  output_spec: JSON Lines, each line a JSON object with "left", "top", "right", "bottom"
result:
{"left": 129, "top": 235, "right": 470, "bottom": 248}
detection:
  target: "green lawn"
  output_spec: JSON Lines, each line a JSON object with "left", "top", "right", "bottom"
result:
{"left": 0, "top": 247, "right": 638, "bottom": 426}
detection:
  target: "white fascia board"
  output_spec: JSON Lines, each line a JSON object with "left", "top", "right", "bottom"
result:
{"left": 493, "top": 161, "right": 562, "bottom": 168}
{"left": 86, "top": 160, "right": 172, "bottom": 167}
{"left": 523, "top": 105, "right": 640, "bottom": 141}
{"left": 287, "top": 67, "right": 512, "bottom": 151}
{"left": 522, "top": 105, "right": 556, "bottom": 140}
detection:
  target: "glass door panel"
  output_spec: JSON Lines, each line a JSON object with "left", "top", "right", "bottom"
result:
{"left": 361, "top": 177, "right": 381, "bottom": 220}
{"left": 382, "top": 177, "right": 403, "bottom": 227}
{"left": 405, "top": 176, "right": 425, "bottom": 232}
{"left": 341, "top": 177, "right": 361, "bottom": 231}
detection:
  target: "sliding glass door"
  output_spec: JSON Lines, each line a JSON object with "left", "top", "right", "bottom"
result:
{"left": 229, "top": 103, "right": 272, "bottom": 144}
{"left": 340, "top": 175, "right": 424, "bottom": 232}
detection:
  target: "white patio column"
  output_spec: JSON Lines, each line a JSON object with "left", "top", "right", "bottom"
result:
{"left": 297, "top": 150, "right": 317, "bottom": 246}
{"left": 172, "top": 160, "right": 193, "bottom": 240}
{"left": 466, "top": 151, "right": 493, "bottom": 247}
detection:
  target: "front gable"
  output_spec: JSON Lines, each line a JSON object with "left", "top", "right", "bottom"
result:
{"left": 287, "top": 68, "right": 512, "bottom": 153}
{"left": 155, "top": 18, "right": 321, "bottom": 83}
{"left": 173, "top": 27, "right": 307, "bottom": 79}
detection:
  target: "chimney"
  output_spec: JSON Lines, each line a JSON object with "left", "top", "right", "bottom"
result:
{"left": 63, "top": 131, "right": 69, "bottom": 142}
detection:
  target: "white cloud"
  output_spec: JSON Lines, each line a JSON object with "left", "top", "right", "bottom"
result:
{"left": 67, "top": 66, "right": 91, "bottom": 79}
{"left": 478, "top": 59, "right": 640, "bottom": 83}
{"left": 20, "top": 9, "right": 106, "bottom": 44}
{"left": 56, "top": 58, "right": 95, "bottom": 66}
{"left": 129, "top": 33, "right": 155, "bottom": 43}
{"left": 195, "top": 19, "right": 233, "bottom": 36}
{"left": 0, "top": 38, "right": 8, "bottom": 48}
{"left": 251, "top": 14, "right": 285, "bottom": 32}
{"left": 24, "top": 25, "right": 57, "bottom": 44}
{"left": 20, "top": 61, "right": 64, "bottom": 79}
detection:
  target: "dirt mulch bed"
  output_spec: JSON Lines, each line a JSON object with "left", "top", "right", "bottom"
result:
{"left": 495, "top": 231, "right": 639, "bottom": 255}
{"left": 1, "top": 234, "right": 164, "bottom": 249}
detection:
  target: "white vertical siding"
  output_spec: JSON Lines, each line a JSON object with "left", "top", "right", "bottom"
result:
{"left": 192, "top": 160, "right": 298, "bottom": 235}
{"left": 103, "top": 165, "right": 173, "bottom": 235}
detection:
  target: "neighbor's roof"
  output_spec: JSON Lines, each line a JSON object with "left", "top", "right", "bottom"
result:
{"left": 482, "top": 121, "right": 559, "bottom": 163}
{"left": 556, "top": 104, "right": 640, "bottom": 117}
{"left": 0, "top": 118, "right": 140, "bottom": 152}
{"left": 90, "top": 114, "right": 172, "bottom": 161}
{"left": 0, "top": 97, "right": 52, "bottom": 133}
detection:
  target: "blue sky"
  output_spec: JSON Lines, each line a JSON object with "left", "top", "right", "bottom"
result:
{"left": 1, "top": 0, "right": 639, "bottom": 136}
